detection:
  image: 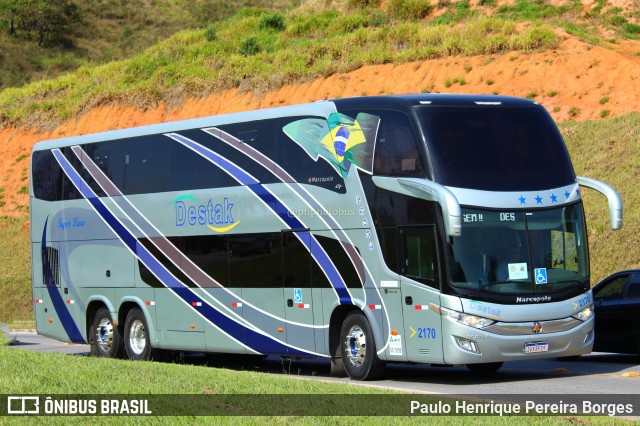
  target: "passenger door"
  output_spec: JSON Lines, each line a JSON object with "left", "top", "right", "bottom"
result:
{"left": 282, "top": 231, "right": 319, "bottom": 355}
{"left": 398, "top": 226, "right": 444, "bottom": 363}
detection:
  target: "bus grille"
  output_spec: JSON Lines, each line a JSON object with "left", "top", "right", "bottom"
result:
{"left": 42, "top": 246, "right": 60, "bottom": 286}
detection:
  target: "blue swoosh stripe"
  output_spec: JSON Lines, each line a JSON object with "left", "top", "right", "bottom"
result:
{"left": 168, "top": 133, "right": 353, "bottom": 303}
{"left": 41, "top": 218, "right": 85, "bottom": 343}
{"left": 168, "top": 133, "right": 259, "bottom": 186}
{"left": 51, "top": 149, "right": 311, "bottom": 356}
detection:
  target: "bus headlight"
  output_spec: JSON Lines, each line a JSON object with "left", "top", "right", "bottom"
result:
{"left": 573, "top": 306, "right": 593, "bottom": 321}
{"left": 440, "top": 307, "right": 496, "bottom": 329}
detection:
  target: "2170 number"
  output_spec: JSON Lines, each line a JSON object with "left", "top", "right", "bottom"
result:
{"left": 417, "top": 327, "right": 437, "bottom": 339}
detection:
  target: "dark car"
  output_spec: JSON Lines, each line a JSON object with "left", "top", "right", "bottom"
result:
{"left": 592, "top": 270, "right": 640, "bottom": 354}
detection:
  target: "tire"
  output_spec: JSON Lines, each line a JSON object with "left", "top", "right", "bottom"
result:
{"left": 340, "top": 311, "right": 385, "bottom": 380}
{"left": 466, "top": 362, "right": 503, "bottom": 374}
{"left": 330, "top": 340, "right": 347, "bottom": 377}
{"left": 124, "top": 307, "right": 156, "bottom": 361}
{"left": 90, "top": 307, "right": 124, "bottom": 358}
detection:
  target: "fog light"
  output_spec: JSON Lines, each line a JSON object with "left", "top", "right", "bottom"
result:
{"left": 583, "top": 329, "right": 594, "bottom": 345}
{"left": 454, "top": 336, "right": 480, "bottom": 354}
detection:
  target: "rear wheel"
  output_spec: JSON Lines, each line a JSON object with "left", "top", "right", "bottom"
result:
{"left": 90, "top": 307, "right": 123, "bottom": 358}
{"left": 124, "top": 308, "right": 156, "bottom": 361}
{"left": 340, "top": 311, "right": 385, "bottom": 380}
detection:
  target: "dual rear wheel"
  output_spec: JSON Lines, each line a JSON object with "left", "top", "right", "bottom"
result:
{"left": 90, "top": 307, "right": 155, "bottom": 361}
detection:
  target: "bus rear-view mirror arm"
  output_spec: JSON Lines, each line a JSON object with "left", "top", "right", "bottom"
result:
{"left": 371, "top": 176, "right": 462, "bottom": 237}
{"left": 576, "top": 176, "right": 623, "bottom": 230}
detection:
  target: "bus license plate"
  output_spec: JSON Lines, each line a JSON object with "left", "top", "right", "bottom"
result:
{"left": 524, "top": 342, "right": 549, "bottom": 354}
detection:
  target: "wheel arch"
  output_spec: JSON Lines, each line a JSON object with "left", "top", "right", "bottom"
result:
{"left": 330, "top": 303, "right": 389, "bottom": 358}
{"left": 85, "top": 297, "right": 115, "bottom": 342}
{"left": 117, "top": 297, "right": 157, "bottom": 345}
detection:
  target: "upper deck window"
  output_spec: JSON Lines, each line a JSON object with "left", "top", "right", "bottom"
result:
{"left": 338, "top": 108, "right": 426, "bottom": 178}
{"left": 417, "top": 106, "right": 575, "bottom": 191}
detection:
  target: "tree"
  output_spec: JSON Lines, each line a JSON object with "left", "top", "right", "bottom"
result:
{"left": 0, "top": 0, "right": 28, "bottom": 35}
{"left": 1, "top": 0, "right": 81, "bottom": 47}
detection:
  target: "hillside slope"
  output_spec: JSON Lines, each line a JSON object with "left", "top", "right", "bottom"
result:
{"left": 2, "top": 30, "right": 639, "bottom": 216}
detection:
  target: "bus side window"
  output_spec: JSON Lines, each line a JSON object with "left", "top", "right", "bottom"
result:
{"left": 368, "top": 110, "right": 424, "bottom": 177}
{"left": 32, "top": 150, "right": 63, "bottom": 201}
{"left": 217, "top": 120, "right": 279, "bottom": 185}
{"left": 123, "top": 135, "right": 170, "bottom": 194}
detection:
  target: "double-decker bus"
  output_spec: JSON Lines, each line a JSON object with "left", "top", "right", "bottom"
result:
{"left": 30, "top": 94, "right": 622, "bottom": 380}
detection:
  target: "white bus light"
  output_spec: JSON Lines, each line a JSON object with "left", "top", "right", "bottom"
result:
{"left": 454, "top": 336, "right": 480, "bottom": 354}
{"left": 441, "top": 307, "right": 495, "bottom": 329}
{"left": 573, "top": 306, "right": 593, "bottom": 321}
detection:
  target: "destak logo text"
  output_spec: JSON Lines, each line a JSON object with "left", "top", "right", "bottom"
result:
{"left": 171, "top": 194, "right": 239, "bottom": 233}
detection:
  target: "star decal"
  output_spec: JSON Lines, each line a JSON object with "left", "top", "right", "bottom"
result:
{"left": 519, "top": 196, "right": 526, "bottom": 205}
{"left": 535, "top": 195, "right": 543, "bottom": 204}
{"left": 550, "top": 193, "right": 558, "bottom": 203}
{"left": 564, "top": 191, "right": 571, "bottom": 199}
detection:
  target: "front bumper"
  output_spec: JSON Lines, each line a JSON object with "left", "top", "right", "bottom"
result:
{"left": 443, "top": 315, "right": 594, "bottom": 365}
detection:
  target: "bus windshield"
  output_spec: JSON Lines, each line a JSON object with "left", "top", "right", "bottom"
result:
{"left": 447, "top": 203, "right": 589, "bottom": 295}
{"left": 417, "top": 106, "right": 575, "bottom": 191}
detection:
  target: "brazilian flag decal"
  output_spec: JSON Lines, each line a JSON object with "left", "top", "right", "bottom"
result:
{"left": 283, "top": 112, "right": 380, "bottom": 177}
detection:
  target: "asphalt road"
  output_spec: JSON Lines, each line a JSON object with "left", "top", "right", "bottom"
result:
{"left": 5, "top": 328, "right": 640, "bottom": 397}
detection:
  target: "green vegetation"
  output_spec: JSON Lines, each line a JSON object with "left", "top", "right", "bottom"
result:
{"left": 0, "top": 12, "right": 558, "bottom": 130}
{"left": 568, "top": 107, "right": 581, "bottom": 118}
{"left": 0, "top": 345, "right": 635, "bottom": 424}
{"left": 0, "top": 0, "right": 298, "bottom": 89}
{"left": 493, "top": 0, "right": 640, "bottom": 43}
{"left": 559, "top": 113, "right": 640, "bottom": 282}
{"left": 0, "top": 216, "right": 31, "bottom": 325}
{"left": 386, "top": 0, "right": 433, "bottom": 20}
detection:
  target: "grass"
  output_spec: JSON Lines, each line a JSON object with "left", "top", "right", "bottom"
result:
{"left": 0, "top": 0, "right": 298, "bottom": 90}
{"left": 0, "top": 12, "right": 558, "bottom": 131}
{"left": 0, "top": 345, "right": 635, "bottom": 424}
{"left": 558, "top": 112, "right": 640, "bottom": 282}
{"left": 0, "top": 216, "right": 31, "bottom": 325}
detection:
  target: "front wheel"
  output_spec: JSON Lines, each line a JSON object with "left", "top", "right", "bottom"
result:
{"left": 124, "top": 308, "right": 156, "bottom": 361}
{"left": 90, "top": 307, "right": 123, "bottom": 358}
{"left": 340, "top": 311, "right": 385, "bottom": 380}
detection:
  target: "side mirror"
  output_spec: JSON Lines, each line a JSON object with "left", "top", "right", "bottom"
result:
{"left": 577, "top": 176, "right": 622, "bottom": 230}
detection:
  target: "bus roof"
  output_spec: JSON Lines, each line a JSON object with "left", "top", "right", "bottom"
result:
{"left": 32, "top": 93, "right": 540, "bottom": 152}
{"left": 331, "top": 93, "right": 540, "bottom": 110}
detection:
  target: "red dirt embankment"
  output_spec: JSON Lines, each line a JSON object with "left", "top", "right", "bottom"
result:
{"left": 1, "top": 35, "right": 639, "bottom": 217}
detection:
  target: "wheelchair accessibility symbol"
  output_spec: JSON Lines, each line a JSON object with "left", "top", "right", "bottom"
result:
{"left": 534, "top": 268, "right": 548, "bottom": 284}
